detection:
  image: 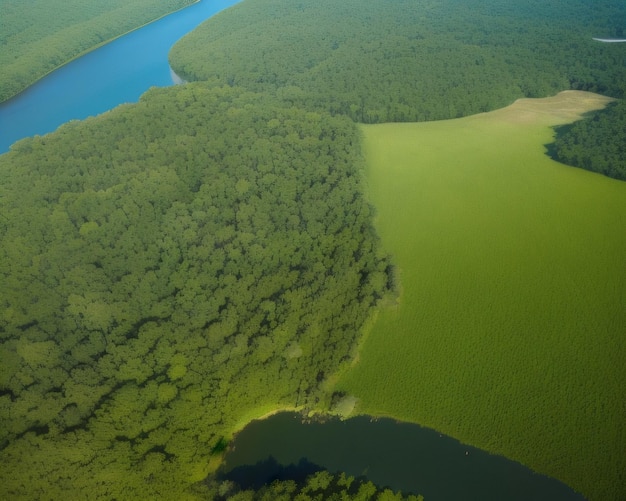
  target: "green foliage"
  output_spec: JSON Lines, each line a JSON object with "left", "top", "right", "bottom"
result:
{"left": 551, "top": 99, "right": 626, "bottom": 180}
{"left": 0, "top": 84, "right": 391, "bottom": 499}
{"left": 4, "top": 0, "right": 625, "bottom": 499}
{"left": 208, "top": 470, "right": 424, "bottom": 501}
{"left": 170, "top": 0, "right": 626, "bottom": 123}
{"left": 0, "top": 0, "right": 194, "bottom": 102}
{"left": 337, "top": 108, "right": 626, "bottom": 501}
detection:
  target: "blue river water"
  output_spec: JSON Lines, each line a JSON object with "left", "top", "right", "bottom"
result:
{"left": 0, "top": 0, "right": 240, "bottom": 154}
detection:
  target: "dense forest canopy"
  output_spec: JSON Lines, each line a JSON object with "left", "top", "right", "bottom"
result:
{"left": 0, "top": 0, "right": 194, "bottom": 102}
{"left": 171, "top": 0, "right": 626, "bottom": 123}
{"left": 551, "top": 98, "right": 626, "bottom": 180}
{"left": 0, "top": 84, "right": 392, "bottom": 499}
{"left": 210, "top": 470, "right": 424, "bottom": 501}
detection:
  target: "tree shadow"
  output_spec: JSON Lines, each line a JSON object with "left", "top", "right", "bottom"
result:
{"left": 217, "top": 455, "right": 324, "bottom": 490}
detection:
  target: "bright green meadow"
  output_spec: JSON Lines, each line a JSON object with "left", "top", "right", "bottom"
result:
{"left": 336, "top": 92, "right": 626, "bottom": 501}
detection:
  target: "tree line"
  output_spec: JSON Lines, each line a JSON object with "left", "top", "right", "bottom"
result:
{"left": 0, "top": 84, "right": 393, "bottom": 499}
{"left": 210, "top": 470, "right": 424, "bottom": 501}
{"left": 170, "top": 0, "right": 626, "bottom": 182}
{"left": 550, "top": 96, "right": 626, "bottom": 180}
{"left": 170, "top": 0, "right": 626, "bottom": 124}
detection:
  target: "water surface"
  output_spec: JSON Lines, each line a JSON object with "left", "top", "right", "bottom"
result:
{"left": 0, "top": 0, "right": 240, "bottom": 153}
{"left": 221, "top": 412, "right": 586, "bottom": 501}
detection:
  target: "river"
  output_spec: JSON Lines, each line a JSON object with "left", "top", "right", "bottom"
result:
{"left": 0, "top": 0, "right": 241, "bottom": 154}
{"left": 221, "top": 412, "right": 586, "bottom": 500}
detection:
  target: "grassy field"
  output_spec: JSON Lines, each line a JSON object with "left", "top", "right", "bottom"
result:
{"left": 336, "top": 91, "right": 626, "bottom": 501}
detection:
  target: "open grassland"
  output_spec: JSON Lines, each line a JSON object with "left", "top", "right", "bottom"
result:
{"left": 336, "top": 91, "right": 626, "bottom": 501}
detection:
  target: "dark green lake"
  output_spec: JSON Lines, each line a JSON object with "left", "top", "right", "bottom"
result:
{"left": 220, "top": 412, "right": 586, "bottom": 500}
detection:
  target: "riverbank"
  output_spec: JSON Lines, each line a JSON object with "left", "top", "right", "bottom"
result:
{"left": 0, "top": 0, "right": 242, "bottom": 153}
{"left": 220, "top": 411, "right": 586, "bottom": 500}
{"left": 1, "top": 0, "right": 198, "bottom": 105}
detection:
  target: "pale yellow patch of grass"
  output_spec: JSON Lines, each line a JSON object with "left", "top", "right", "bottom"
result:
{"left": 485, "top": 90, "right": 615, "bottom": 125}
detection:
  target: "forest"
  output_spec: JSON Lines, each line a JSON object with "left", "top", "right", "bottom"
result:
{"left": 0, "top": 0, "right": 194, "bottom": 102}
{"left": 551, "top": 98, "right": 626, "bottom": 180}
{"left": 0, "top": 85, "right": 392, "bottom": 498}
{"left": 209, "top": 470, "right": 423, "bottom": 501}
{"left": 171, "top": 0, "right": 626, "bottom": 182}
{"left": 2, "top": 0, "right": 625, "bottom": 499}
{"left": 171, "top": 0, "right": 626, "bottom": 123}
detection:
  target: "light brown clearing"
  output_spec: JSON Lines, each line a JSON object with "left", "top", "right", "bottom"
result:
{"left": 484, "top": 90, "right": 616, "bottom": 126}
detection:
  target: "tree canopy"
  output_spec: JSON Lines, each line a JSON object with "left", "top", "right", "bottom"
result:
{"left": 170, "top": 0, "right": 626, "bottom": 123}
{"left": 550, "top": 97, "right": 626, "bottom": 180}
{"left": 210, "top": 470, "right": 424, "bottom": 501}
{"left": 171, "top": 0, "right": 626, "bottom": 180}
{"left": 0, "top": 84, "right": 392, "bottom": 499}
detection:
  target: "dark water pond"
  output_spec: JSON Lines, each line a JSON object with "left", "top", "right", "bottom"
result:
{"left": 220, "top": 412, "right": 586, "bottom": 501}
{"left": 0, "top": 0, "right": 240, "bottom": 154}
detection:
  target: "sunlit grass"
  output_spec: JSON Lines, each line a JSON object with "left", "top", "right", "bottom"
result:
{"left": 337, "top": 92, "right": 626, "bottom": 501}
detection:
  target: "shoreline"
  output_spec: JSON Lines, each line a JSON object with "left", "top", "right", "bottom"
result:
{"left": 222, "top": 301, "right": 389, "bottom": 446}
{"left": 219, "top": 408, "right": 587, "bottom": 500}
{"left": 0, "top": 0, "right": 200, "bottom": 105}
